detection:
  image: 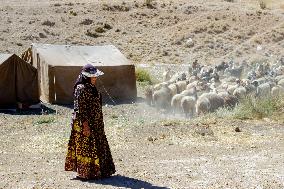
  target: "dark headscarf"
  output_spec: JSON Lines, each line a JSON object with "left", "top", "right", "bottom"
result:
{"left": 73, "top": 73, "right": 90, "bottom": 94}
{"left": 73, "top": 64, "right": 98, "bottom": 95}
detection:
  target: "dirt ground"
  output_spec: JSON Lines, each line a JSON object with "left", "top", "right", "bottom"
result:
{"left": 1, "top": 0, "right": 284, "bottom": 188}
{"left": 0, "top": 99, "right": 284, "bottom": 189}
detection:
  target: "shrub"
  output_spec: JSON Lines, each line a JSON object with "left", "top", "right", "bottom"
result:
{"left": 135, "top": 68, "right": 152, "bottom": 84}
{"left": 200, "top": 95, "right": 284, "bottom": 121}
{"left": 35, "top": 116, "right": 55, "bottom": 124}
{"left": 69, "top": 10, "right": 77, "bottom": 16}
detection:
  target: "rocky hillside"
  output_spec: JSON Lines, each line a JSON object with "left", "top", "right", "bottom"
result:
{"left": 0, "top": 0, "right": 283, "bottom": 65}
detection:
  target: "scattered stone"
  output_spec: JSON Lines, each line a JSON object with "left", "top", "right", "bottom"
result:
{"left": 53, "top": 3, "right": 61, "bottom": 7}
{"left": 42, "top": 20, "right": 55, "bottom": 27}
{"left": 95, "top": 27, "right": 106, "bottom": 33}
{"left": 39, "top": 33, "right": 47, "bottom": 38}
{"left": 103, "top": 23, "right": 112, "bottom": 30}
{"left": 80, "top": 18, "right": 93, "bottom": 25}
{"left": 102, "top": 4, "right": 130, "bottom": 12}
{"left": 235, "top": 127, "right": 241, "bottom": 132}
{"left": 85, "top": 30, "right": 101, "bottom": 38}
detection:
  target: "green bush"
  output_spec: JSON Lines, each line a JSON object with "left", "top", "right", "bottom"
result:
{"left": 135, "top": 68, "right": 152, "bottom": 84}
{"left": 35, "top": 116, "right": 55, "bottom": 124}
{"left": 202, "top": 95, "right": 284, "bottom": 121}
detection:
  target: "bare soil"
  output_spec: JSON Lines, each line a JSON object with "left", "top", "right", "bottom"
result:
{"left": 0, "top": 100, "right": 284, "bottom": 188}
{"left": 0, "top": 0, "right": 284, "bottom": 188}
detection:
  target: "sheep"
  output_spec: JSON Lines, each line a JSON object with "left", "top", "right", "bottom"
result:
{"left": 180, "top": 86, "right": 198, "bottom": 99}
{"left": 187, "top": 75, "right": 199, "bottom": 83}
{"left": 218, "top": 91, "right": 230, "bottom": 99}
{"left": 233, "top": 86, "right": 247, "bottom": 99}
{"left": 218, "top": 82, "right": 229, "bottom": 92}
{"left": 253, "top": 77, "right": 267, "bottom": 86}
{"left": 223, "top": 76, "right": 238, "bottom": 83}
{"left": 244, "top": 83, "right": 257, "bottom": 96}
{"left": 168, "top": 83, "right": 179, "bottom": 97}
{"left": 181, "top": 96, "right": 197, "bottom": 118}
{"left": 176, "top": 80, "right": 187, "bottom": 93}
{"left": 162, "top": 69, "right": 171, "bottom": 82}
{"left": 256, "top": 82, "right": 272, "bottom": 98}
{"left": 227, "top": 84, "right": 238, "bottom": 95}
{"left": 271, "top": 85, "right": 284, "bottom": 97}
{"left": 144, "top": 85, "right": 153, "bottom": 106}
{"left": 278, "top": 78, "right": 284, "bottom": 88}
{"left": 197, "top": 81, "right": 210, "bottom": 93}
{"left": 152, "top": 85, "right": 172, "bottom": 111}
{"left": 224, "top": 66, "right": 243, "bottom": 78}
{"left": 196, "top": 95, "right": 211, "bottom": 115}
{"left": 196, "top": 92, "right": 224, "bottom": 115}
{"left": 186, "top": 80, "right": 198, "bottom": 90}
{"left": 171, "top": 94, "right": 185, "bottom": 114}
{"left": 218, "top": 93, "right": 238, "bottom": 109}
{"left": 169, "top": 72, "right": 187, "bottom": 83}
{"left": 153, "top": 82, "right": 168, "bottom": 91}
{"left": 275, "top": 75, "right": 284, "bottom": 83}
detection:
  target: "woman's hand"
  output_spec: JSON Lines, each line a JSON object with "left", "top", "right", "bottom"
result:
{"left": 82, "top": 121, "right": 91, "bottom": 137}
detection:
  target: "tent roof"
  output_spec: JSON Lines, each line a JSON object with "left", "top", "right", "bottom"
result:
{"left": 32, "top": 43, "right": 131, "bottom": 66}
{"left": 0, "top": 54, "right": 13, "bottom": 64}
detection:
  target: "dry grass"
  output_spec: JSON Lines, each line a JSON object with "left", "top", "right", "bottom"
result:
{"left": 206, "top": 94, "right": 284, "bottom": 122}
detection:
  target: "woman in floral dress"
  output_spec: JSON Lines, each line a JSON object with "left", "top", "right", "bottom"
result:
{"left": 65, "top": 64, "right": 115, "bottom": 180}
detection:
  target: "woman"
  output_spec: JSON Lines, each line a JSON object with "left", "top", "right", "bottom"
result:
{"left": 65, "top": 64, "right": 115, "bottom": 180}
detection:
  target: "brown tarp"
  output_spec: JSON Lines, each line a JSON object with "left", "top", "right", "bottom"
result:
{"left": 32, "top": 44, "right": 137, "bottom": 104}
{"left": 0, "top": 54, "right": 39, "bottom": 107}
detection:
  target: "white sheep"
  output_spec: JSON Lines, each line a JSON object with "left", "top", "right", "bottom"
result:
{"left": 271, "top": 85, "right": 284, "bottom": 97}
{"left": 227, "top": 84, "right": 238, "bottom": 95}
{"left": 186, "top": 80, "right": 198, "bottom": 90}
{"left": 275, "top": 75, "right": 284, "bottom": 83}
{"left": 180, "top": 86, "right": 197, "bottom": 99}
{"left": 233, "top": 86, "right": 247, "bottom": 99}
{"left": 144, "top": 85, "right": 153, "bottom": 106}
{"left": 152, "top": 85, "right": 172, "bottom": 111}
{"left": 278, "top": 78, "right": 284, "bottom": 88}
{"left": 256, "top": 82, "right": 274, "bottom": 98}
{"left": 162, "top": 69, "right": 171, "bottom": 82}
{"left": 171, "top": 94, "right": 185, "bottom": 114}
{"left": 196, "top": 95, "right": 211, "bottom": 115}
{"left": 181, "top": 96, "right": 197, "bottom": 118}
{"left": 196, "top": 92, "right": 224, "bottom": 115}
{"left": 176, "top": 80, "right": 187, "bottom": 93}
{"left": 153, "top": 82, "right": 168, "bottom": 91}
{"left": 168, "top": 83, "right": 178, "bottom": 97}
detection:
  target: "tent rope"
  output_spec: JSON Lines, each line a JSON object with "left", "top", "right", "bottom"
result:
{"left": 97, "top": 79, "right": 117, "bottom": 106}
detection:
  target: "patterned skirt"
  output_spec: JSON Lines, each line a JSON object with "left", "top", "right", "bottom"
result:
{"left": 65, "top": 119, "right": 115, "bottom": 179}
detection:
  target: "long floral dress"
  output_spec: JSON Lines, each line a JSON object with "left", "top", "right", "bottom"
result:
{"left": 65, "top": 83, "right": 115, "bottom": 179}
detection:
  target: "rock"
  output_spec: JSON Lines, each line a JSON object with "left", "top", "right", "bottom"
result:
{"left": 235, "top": 127, "right": 241, "bottom": 132}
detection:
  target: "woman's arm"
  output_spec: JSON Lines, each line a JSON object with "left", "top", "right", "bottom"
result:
{"left": 76, "top": 85, "right": 91, "bottom": 136}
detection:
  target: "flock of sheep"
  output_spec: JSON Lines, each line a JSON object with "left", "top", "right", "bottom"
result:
{"left": 145, "top": 59, "right": 284, "bottom": 118}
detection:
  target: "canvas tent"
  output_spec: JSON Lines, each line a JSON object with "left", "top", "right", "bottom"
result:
{"left": 0, "top": 54, "right": 39, "bottom": 108}
{"left": 31, "top": 43, "right": 137, "bottom": 104}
